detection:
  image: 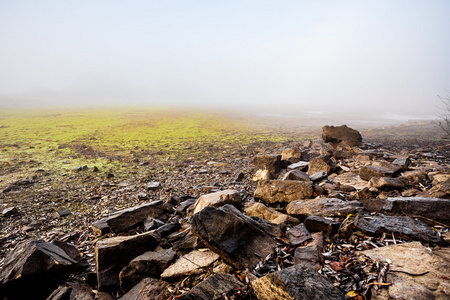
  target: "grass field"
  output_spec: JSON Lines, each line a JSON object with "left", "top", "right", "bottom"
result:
{"left": 0, "top": 107, "right": 308, "bottom": 186}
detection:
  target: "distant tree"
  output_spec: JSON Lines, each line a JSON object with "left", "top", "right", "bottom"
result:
{"left": 437, "top": 95, "right": 450, "bottom": 137}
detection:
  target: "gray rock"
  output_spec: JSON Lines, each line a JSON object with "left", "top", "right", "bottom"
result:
{"left": 147, "top": 181, "right": 161, "bottom": 190}
{"left": 168, "top": 229, "right": 198, "bottom": 251}
{"left": 160, "top": 250, "right": 219, "bottom": 280}
{"left": 2, "top": 206, "right": 19, "bottom": 217}
{"left": 254, "top": 180, "right": 313, "bottom": 205}
{"left": 304, "top": 216, "right": 341, "bottom": 235}
{"left": 287, "top": 197, "right": 363, "bottom": 218}
{"left": 287, "top": 223, "right": 312, "bottom": 246}
{"left": 119, "top": 249, "right": 176, "bottom": 291}
{"left": 369, "top": 176, "right": 405, "bottom": 190}
{"left": 309, "top": 171, "right": 327, "bottom": 181}
{"left": 362, "top": 242, "right": 450, "bottom": 300}
{"left": 92, "top": 200, "right": 169, "bottom": 235}
{"left": 251, "top": 264, "right": 345, "bottom": 300}
{"left": 54, "top": 208, "right": 71, "bottom": 218}
{"left": 191, "top": 189, "right": 241, "bottom": 215}
{"left": 177, "top": 273, "right": 244, "bottom": 300}
{"left": 282, "top": 169, "right": 310, "bottom": 182}
{"left": 359, "top": 165, "right": 397, "bottom": 181}
{"left": 287, "top": 161, "right": 309, "bottom": 171}
{"left": 359, "top": 197, "right": 450, "bottom": 226}
{"left": 0, "top": 240, "right": 78, "bottom": 299}
{"left": 95, "top": 231, "right": 160, "bottom": 290}
{"left": 190, "top": 204, "right": 282, "bottom": 269}
{"left": 253, "top": 154, "right": 281, "bottom": 174}
{"left": 294, "top": 232, "right": 325, "bottom": 270}
{"left": 119, "top": 278, "right": 171, "bottom": 300}
{"left": 354, "top": 213, "right": 444, "bottom": 245}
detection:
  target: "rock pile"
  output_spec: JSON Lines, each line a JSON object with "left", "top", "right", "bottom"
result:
{"left": 1, "top": 124, "right": 450, "bottom": 299}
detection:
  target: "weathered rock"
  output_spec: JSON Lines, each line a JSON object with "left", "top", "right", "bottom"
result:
{"left": 54, "top": 208, "right": 71, "bottom": 218}
{"left": 281, "top": 169, "right": 310, "bottom": 182}
{"left": 281, "top": 148, "right": 303, "bottom": 163}
{"left": 190, "top": 204, "right": 282, "bottom": 269}
{"left": 147, "top": 181, "right": 161, "bottom": 190}
{"left": 287, "top": 197, "right": 363, "bottom": 218}
{"left": 430, "top": 172, "right": 450, "bottom": 185}
{"left": 322, "top": 125, "right": 362, "bottom": 150}
{"left": 254, "top": 180, "right": 313, "bottom": 205}
{"left": 168, "top": 229, "right": 198, "bottom": 251}
{"left": 119, "top": 278, "right": 171, "bottom": 300}
{"left": 352, "top": 187, "right": 375, "bottom": 200}
{"left": 359, "top": 165, "right": 397, "bottom": 181}
{"left": 329, "top": 172, "right": 368, "bottom": 191}
{"left": 191, "top": 189, "right": 241, "bottom": 215}
{"left": 47, "top": 281, "right": 94, "bottom": 300}
{"left": 0, "top": 240, "right": 78, "bottom": 299}
{"left": 419, "top": 178, "right": 450, "bottom": 199}
{"left": 95, "top": 231, "right": 160, "bottom": 290}
{"left": 251, "top": 264, "right": 345, "bottom": 300}
{"left": 252, "top": 169, "right": 271, "bottom": 181}
{"left": 287, "top": 161, "right": 309, "bottom": 171}
{"left": 91, "top": 200, "right": 169, "bottom": 235}
{"left": 392, "top": 157, "right": 411, "bottom": 169}
{"left": 294, "top": 232, "right": 325, "bottom": 270}
{"left": 2, "top": 206, "right": 19, "bottom": 217}
{"left": 307, "top": 155, "right": 337, "bottom": 175}
{"left": 155, "top": 222, "right": 181, "bottom": 237}
{"left": 369, "top": 176, "right": 405, "bottom": 190}
{"left": 359, "top": 197, "right": 450, "bottom": 226}
{"left": 354, "top": 213, "right": 444, "bottom": 245}
{"left": 119, "top": 249, "right": 176, "bottom": 291}
{"left": 362, "top": 242, "right": 450, "bottom": 300}
{"left": 309, "top": 171, "right": 327, "bottom": 181}
{"left": 177, "top": 273, "right": 244, "bottom": 300}
{"left": 304, "top": 216, "right": 341, "bottom": 235}
{"left": 143, "top": 217, "right": 165, "bottom": 231}
{"left": 244, "top": 201, "right": 299, "bottom": 226}
{"left": 287, "top": 223, "right": 312, "bottom": 246}
{"left": 160, "top": 250, "right": 219, "bottom": 280}
{"left": 253, "top": 154, "right": 281, "bottom": 174}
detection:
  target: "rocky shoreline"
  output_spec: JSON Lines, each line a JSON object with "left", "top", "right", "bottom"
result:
{"left": 1, "top": 125, "right": 450, "bottom": 299}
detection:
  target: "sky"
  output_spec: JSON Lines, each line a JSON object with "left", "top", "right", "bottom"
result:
{"left": 1, "top": 0, "right": 450, "bottom": 119}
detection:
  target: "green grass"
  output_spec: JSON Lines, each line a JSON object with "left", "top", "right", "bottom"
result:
{"left": 0, "top": 107, "right": 295, "bottom": 186}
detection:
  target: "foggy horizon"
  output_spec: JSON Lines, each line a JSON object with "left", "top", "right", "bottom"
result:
{"left": 1, "top": 1, "right": 449, "bottom": 120}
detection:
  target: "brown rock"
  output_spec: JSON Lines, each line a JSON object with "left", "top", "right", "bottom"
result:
{"left": 191, "top": 189, "right": 241, "bottom": 215}
{"left": 359, "top": 165, "right": 397, "bottom": 181}
{"left": 254, "top": 180, "right": 313, "bottom": 205}
{"left": 119, "top": 278, "right": 171, "bottom": 300}
{"left": 307, "top": 155, "right": 337, "bottom": 175}
{"left": 286, "top": 197, "right": 363, "bottom": 218}
{"left": 322, "top": 125, "right": 362, "bottom": 150}
{"left": 253, "top": 154, "right": 281, "bottom": 174}
{"left": 244, "top": 202, "right": 299, "bottom": 226}
{"left": 177, "top": 273, "right": 244, "bottom": 300}
{"left": 369, "top": 176, "right": 405, "bottom": 190}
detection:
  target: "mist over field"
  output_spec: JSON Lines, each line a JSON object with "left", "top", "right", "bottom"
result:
{"left": 1, "top": 1, "right": 450, "bottom": 122}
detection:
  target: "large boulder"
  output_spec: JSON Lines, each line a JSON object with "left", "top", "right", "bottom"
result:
{"left": 354, "top": 213, "right": 444, "bottom": 245}
{"left": 190, "top": 189, "right": 241, "bottom": 215}
{"left": 286, "top": 197, "right": 363, "bottom": 218}
{"left": 254, "top": 180, "right": 313, "bottom": 205}
{"left": 176, "top": 273, "right": 245, "bottom": 300}
{"left": 362, "top": 242, "right": 450, "bottom": 300}
{"left": 91, "top": 200, "right": 169, "bottom": 235}
{"left": 190, "top": 204, "right": 282, "bottom": 269}
{"left": 322, "top": 125, "right": 362, "bottom": 150}
{"left": 95, "top": 231, "right": 160, "bottom": 290}
{"left": 359, "top": 196, "right": 450, "bottom": 226}
{"left": 251, "top": 264, "right": 345, "bottom": 300}
{"left": 0, "top": 240, "right": 79, "bottom": 300}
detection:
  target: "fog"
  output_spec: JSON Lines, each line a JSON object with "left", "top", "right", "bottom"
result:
{"left": 1, "top": 1, "right": 450, "bottom": 121}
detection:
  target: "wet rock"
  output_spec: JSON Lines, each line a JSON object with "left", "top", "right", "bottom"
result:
{"left": 287, "top": 223, "right": 312, "bottom": 246}
{"left": 309, "top": 171, "right": 327, "bottom": 181}
{"left": 359, "top": 165, "right": 397, "bottom": 181}
{"left": 160, "top": 250, "right": 219, "bottom": 280}
{"left": 253, "top": 154, "right": 281, "bottom": 174}
{"left": 322, "top": 125, "right": 362, "bottom": 150}
{"left": 287, "top": 197, "right": 363, "bottom": 218}
{"left": 251, "top": 264, "right": 345, "bottom": 300}
{"left": 2, "top": 206, "right": 19, "bottom": 217}
{"left": 287, "top": 161, "right": 309, "bottom": 171}
{"left": 244, "top": 201, "right": 299, "bottom": 226}
{"left": 95, "top": 231, "right": 160, "bottom": 290}
{"left": 363, "top": 242, "right": 450, "bottom": 300}
{"left": 119, "top": 278, "right": 171, "bottom": 300}
{"left": 369, "top": 177, "right": 405, "bottom": 190}
{"left": 307, "top": 155, "right": 337, "bottom": 175}
{"left": 177, "top": 273, "right": 244, "bottom": 300}
{"left": 359, "top": 197, "right": 450, "bottom": 226}
{"left": 354, "top": 213, "right": 444, "bottom": 245}
{"left": 254, "top": 180, "right": 313, "bottom": 205}
{"left": 304, "top": 216, "right": 341, "bottom": 235}
{"left": 190, "top": 189, "right": 241, "bottom": 215}
{"left": 91, "top": 200, "right": 169, "bottom": 235}
{"left": 294, "top": 232, "right": 325, "bottom": 269}
{"left": 0, "top": 240, "right": 78, "bottom": 299}
{"left": 282, "top": 169, "right": 310, "bottom": 182}
{"left": 119, "top": 249, "right": 176, "bottom": 291}
{"left": 190, "top": 204, "right": 282, "bottom": 269}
